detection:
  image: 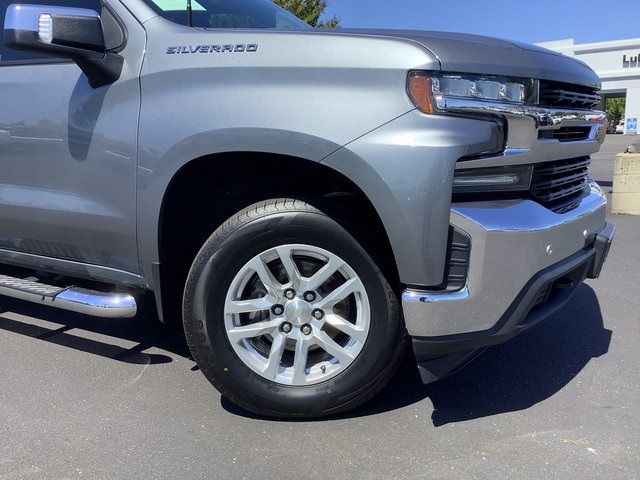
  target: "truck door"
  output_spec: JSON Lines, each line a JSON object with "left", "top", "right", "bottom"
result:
{"left": 0, "top": 0, "right": 144, "bottom": 274}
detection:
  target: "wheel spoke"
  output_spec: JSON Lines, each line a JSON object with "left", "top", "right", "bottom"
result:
{"left": 227, "top": 319, "right": 281, "bottom": 343}
{"left": 300, "top": 255, "right": 343, "bottom": 292}
{"left": 316, "top": 278, "right": 363, "bottom": 309}
{"left": 313, "top": 329, "right": 355, "bottom": 365}
{"left": 262, "top": 333, "right": 287, "bottom": 379}
{"left": 276, "top": 246, "right": 302, "bottom": 289}
{"left": 324, "top": 313, "right": 367, "bottom": 343}
{"left": 292, "top": 337, "right": 309, "bottom": 384}
{"left": 247, "top": 256, "right": 282, "bottom": 295}
{"left": 226, "top": 295, "right": 278, "bottom": 314}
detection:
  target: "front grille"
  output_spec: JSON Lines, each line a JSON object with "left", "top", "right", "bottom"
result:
{"left": 530, "top": 156, "right": 590, "bottom": 212}
{"left": 539, "top": 80, "right": 601, "bottom": 110}
{"left": 538, "top": 126, "right": 591, "bottom": 142}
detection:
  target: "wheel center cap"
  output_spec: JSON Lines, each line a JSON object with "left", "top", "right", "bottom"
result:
{"left": 284, "top": 299, "right": 311, "bottom": 325}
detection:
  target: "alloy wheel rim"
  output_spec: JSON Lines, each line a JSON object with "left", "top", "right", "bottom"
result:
{"left": 223, "top": 244, "right": 371, "bottom": 386}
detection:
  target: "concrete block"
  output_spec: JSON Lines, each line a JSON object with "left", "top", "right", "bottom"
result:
{"left": 612, "top": 153, "right": 640, "bottom": 215}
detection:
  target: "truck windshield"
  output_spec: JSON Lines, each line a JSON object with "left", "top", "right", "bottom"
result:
{"left": 141, "top": 0, "right": 312, "bottom": 29}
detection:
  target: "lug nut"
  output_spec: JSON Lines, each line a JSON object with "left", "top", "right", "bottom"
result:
{"left": 284, "top": 289, "right": 296, "bottom": 300}
{"left": 301, "top": 324, "right": 312, "bottom": 335}
{"left": 304, "top": 291, "right": 316, "bottom": 302}
{"left": 312, "top": 309, "right": 324, "bottom": 320}
{"left": 281, "top": 322, "right": 293, "bottom": 333}
{"left": 271, "top": 304, "right": 284, "bottom": 316}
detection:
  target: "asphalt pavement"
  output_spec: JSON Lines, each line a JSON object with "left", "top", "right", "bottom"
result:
{"left": 0, "top": 135, "right": 638, "bottom": 479}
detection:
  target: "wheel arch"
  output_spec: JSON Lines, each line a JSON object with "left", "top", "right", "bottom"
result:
{"left": 150, "top": 151, "right": 400, "bottom": 323}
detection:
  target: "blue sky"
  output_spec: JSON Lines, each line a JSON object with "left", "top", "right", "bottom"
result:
{"left": 323, "top": 0, "right": 640, "bottom": 44}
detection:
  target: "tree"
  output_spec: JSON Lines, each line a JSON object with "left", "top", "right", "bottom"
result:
{"left": 273, "top": 0, "right": 340, "bottom": 28}
{"left": 606, "top": 97, "right": 626, "bottom": 127}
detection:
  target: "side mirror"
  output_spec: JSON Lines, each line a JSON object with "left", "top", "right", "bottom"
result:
{"left": 3, "top": 4, "right": 123, "bottom": 88}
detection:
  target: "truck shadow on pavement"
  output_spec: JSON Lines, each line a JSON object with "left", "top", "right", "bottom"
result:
{"left": 340, "top": 283, "right": 612, "bottom": 425}
{"left": 0, "top": 292, "right": 186, "bottom": 366}
{"left": 0, "top": 284, "right": 611, "bottom": 426}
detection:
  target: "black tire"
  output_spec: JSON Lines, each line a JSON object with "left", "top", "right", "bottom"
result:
{"left": 183, "top": 199, "right": 407, "bottom": 418}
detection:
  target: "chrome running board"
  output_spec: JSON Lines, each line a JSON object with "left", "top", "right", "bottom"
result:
{"left": 0, "top": 273, "right": 137, "bottom": 318}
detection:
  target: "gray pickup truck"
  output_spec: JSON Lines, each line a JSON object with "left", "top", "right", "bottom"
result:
{"left": 0, "top": 0, "right": 615, "bottom": 418}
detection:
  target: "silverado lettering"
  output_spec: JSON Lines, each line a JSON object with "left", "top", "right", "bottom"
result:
{"left": 166, "top": 44, "right": 258, "bottom": 54}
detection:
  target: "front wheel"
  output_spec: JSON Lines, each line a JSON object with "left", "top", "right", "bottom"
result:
{"left": 183, "top": 199, "right": 406, "bottom": 418}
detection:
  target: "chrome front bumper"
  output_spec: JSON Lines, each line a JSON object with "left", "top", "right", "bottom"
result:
{"left": 402, "top": 180, "right": 609, "bottom": 338}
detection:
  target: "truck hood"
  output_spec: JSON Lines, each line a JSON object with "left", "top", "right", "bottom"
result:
{"left": 335, "top": 29, "right": 601, "bottom": 89}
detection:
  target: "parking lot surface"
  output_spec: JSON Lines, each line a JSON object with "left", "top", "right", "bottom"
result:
{"left": 1, "top": 135, "right": 638, "bottom": 479}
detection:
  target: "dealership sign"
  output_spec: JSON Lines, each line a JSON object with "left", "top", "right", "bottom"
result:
{"left": 623, "top": 54, "right": 639, "bottom": 68}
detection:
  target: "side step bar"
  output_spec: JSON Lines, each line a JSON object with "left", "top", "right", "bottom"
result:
{"left": 0, "top": 273, "right": 137, "bottom": 318}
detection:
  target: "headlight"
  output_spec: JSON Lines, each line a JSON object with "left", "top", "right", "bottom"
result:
{"left": 408, "top": 72, "right": 538, "bottom": 114}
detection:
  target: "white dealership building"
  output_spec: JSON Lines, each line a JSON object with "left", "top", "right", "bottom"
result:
{"left": 538, "top": 38, "right": 640, "bottom": 135}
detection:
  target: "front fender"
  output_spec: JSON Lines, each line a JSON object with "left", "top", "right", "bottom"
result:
{"left": 322, "top": 110, "right": 502, "bottom": 286}
{"left": 136, "top": 127, "right": 344, "bottom": 284}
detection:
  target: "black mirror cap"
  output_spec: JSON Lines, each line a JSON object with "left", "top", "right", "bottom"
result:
{"left": 3, "top": 27, "right": 104, "bottom": 59}
{"left": 48, "top": 14, "right": 106, "bottom": 52}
